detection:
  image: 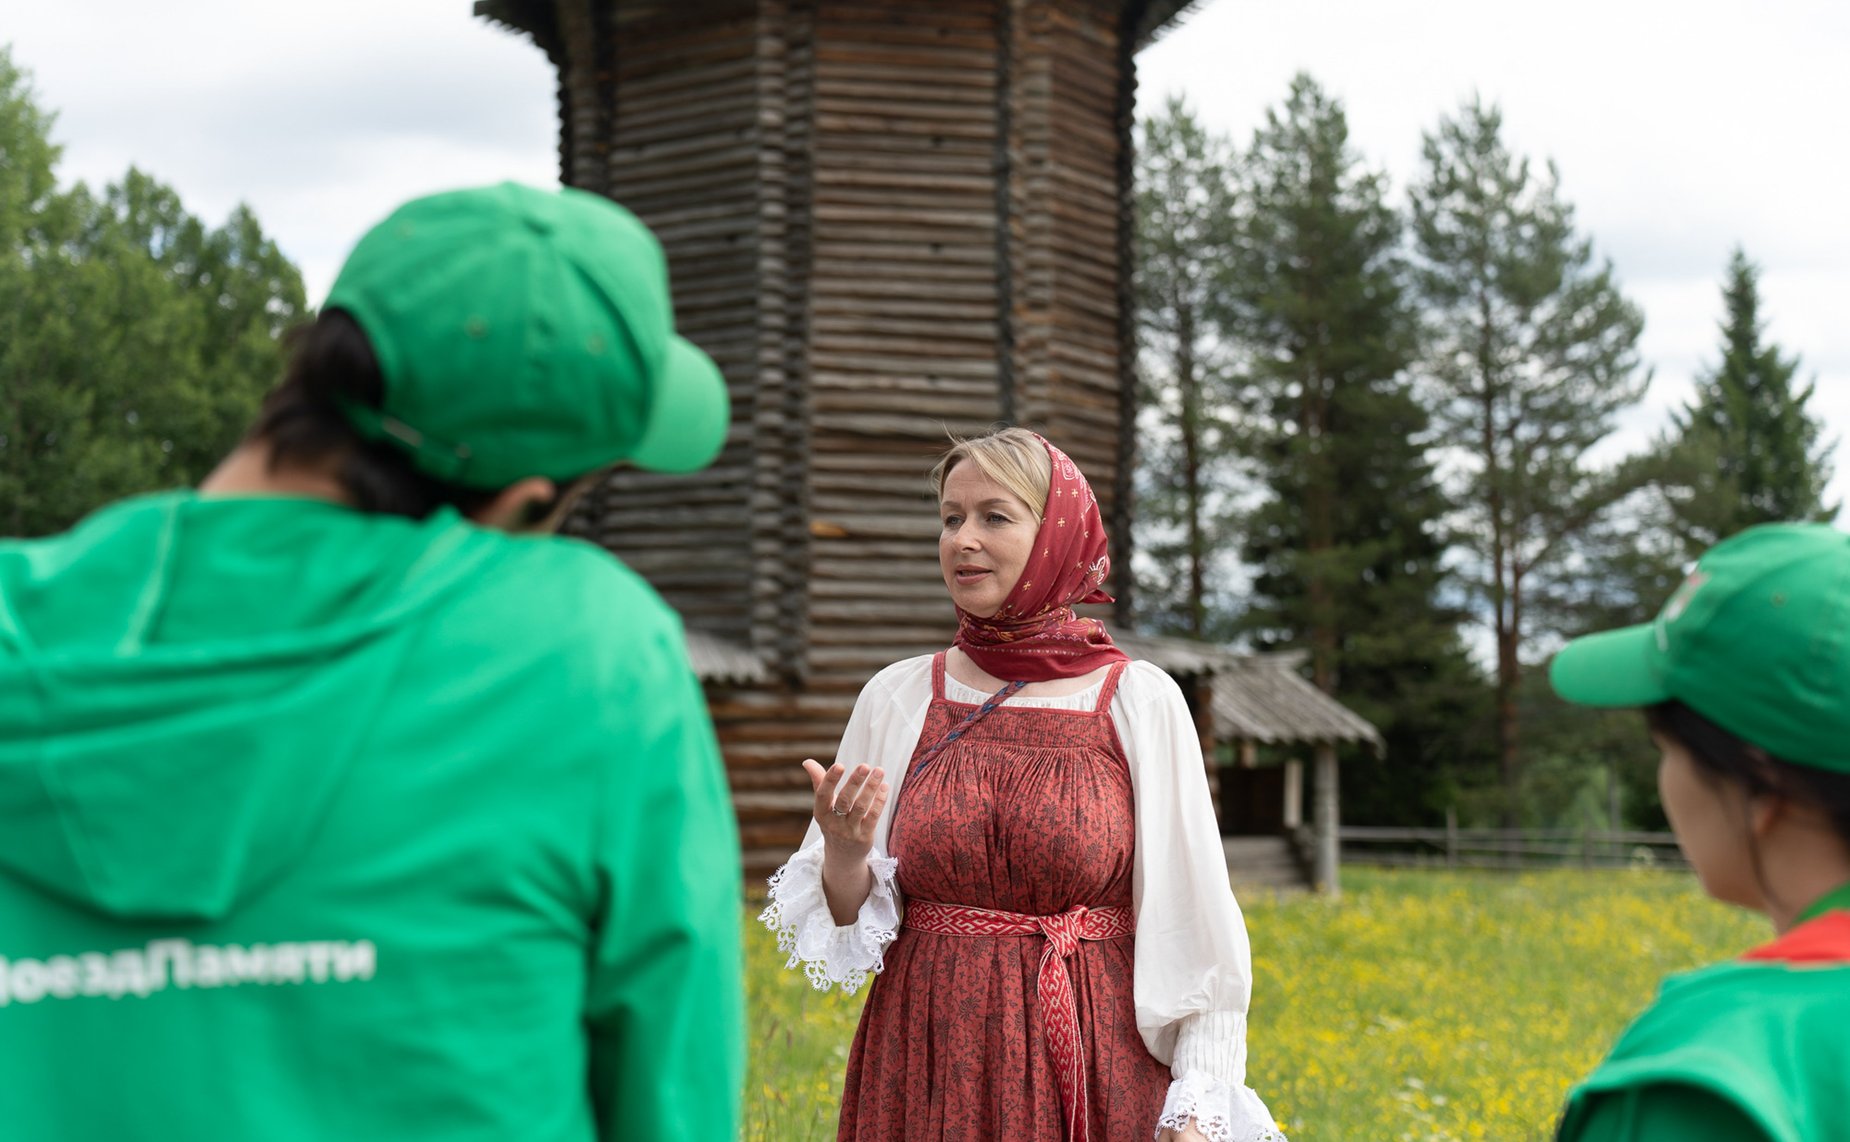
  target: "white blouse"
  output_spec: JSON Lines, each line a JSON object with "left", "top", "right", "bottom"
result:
{"left": 759, "top": 654, "right": 1284, "bottom": 1142}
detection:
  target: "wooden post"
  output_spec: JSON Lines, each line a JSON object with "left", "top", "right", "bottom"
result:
{"left": 1314, "top": 742, "right": 1339, "bottom": 897}
{"left": 1193, "top": 679, "right": 1220, "bottom": 821}
{"left": 1192, "top": 678, "right": 1216, "bottom": 758}
{"left": 1282, "top": 757, "right": 1303, "bottom": 830}
{"left": 1445, "top": 806, "right": 1457, "bottom": 869}
{"left": 1608, "top": 761, "right": 1622, "bottom": 865}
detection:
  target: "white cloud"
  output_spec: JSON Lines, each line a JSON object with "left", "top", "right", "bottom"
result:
{"left": 8, "top": 0, "right": 559, "bottom": 300}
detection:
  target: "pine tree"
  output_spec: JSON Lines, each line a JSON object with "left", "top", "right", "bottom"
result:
{"left": 1234, "top": 74, "right": 1490, "bottom": 824}
{"left": 1665, "top": 247, "right": 1836, "bottom": 550}
{"left": 1409, "top": 98, "right": 1649, "bottom": 819}
{"left": 1132, "top": 97, "right": 1245, "bottom": 638}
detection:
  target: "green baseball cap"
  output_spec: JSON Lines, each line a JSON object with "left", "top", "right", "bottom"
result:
{"left": 1550, "top": 523, "right": 1850, "bottom": 771}
{"left": 323, "top": 182, "right": 728, "bottom": 487}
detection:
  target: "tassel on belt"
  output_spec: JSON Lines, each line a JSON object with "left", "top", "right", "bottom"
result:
{"left": 902, "top": 900, "right": 1135, "bottom": 1142}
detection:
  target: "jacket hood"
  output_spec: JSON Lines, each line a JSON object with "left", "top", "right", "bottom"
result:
{"left": 0, "top": 493, "right": 506, "bottom": 922}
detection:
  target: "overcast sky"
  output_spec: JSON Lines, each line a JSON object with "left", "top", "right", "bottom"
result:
{"left": 7, "top": 0, "right": 1847, "bottom": 506}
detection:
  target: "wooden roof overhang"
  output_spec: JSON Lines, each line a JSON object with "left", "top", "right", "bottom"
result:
{"left": 478, "top": 0, "right": 1206, "bottom": 53}
{"left": 1127, "top": 0, "right": 1207, "bottom": 48}
{"left": 686, "top": 629, "right": 770, "bottom": 685}
{"left": 1105, "top": 632, "right": 1386, "bottom": 757}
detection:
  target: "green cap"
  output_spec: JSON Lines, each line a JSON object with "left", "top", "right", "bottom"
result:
{"left": 323, "top": 182, "right": 729, "bottom": 487}
{"left": 1550, "top": 523, "right": 1850, "bottom": 772}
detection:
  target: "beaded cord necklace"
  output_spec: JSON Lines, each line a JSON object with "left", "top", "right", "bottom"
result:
{"left": 904, "top": 678, "right": 1026, "bottom": 788}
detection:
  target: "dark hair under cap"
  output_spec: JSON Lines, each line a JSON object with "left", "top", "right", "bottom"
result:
{"left": 249, "top": 311, "right": 570, "bottom": 521}
{"left": 1646, "top": 700, "right": 1850, "bottom": 846}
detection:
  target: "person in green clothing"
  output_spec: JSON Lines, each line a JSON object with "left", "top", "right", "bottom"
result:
{"left": 0, "top": 182, "right": 744, "bottom": 1141}
{"left": 1550, "top": 522, "right": 1850, "bottom": 1142}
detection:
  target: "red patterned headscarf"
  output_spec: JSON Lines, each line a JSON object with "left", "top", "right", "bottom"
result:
{"left": 953, "top": 435, "right": 1130, "bottom": 682}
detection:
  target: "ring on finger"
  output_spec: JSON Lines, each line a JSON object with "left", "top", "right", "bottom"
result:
{"left": 831, "top": 806, "right": 849, "bottom": 816}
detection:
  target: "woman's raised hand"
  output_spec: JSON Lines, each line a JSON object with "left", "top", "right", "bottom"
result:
{"left": 803, "top": 758, "right": 889, "bottom": 857}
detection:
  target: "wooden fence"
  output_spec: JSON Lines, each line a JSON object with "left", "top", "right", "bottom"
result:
{"left": 1339, "top": 815, "right": 1687, "bottom": 873}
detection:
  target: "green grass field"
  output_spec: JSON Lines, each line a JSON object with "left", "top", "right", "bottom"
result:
{"left": 743, "top": 868, "right": 1766, "bottom": 1141}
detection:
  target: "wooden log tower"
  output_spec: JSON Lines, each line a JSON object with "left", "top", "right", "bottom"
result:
{"left": 476, "top": 0, "right": 1203, "bottom": 874}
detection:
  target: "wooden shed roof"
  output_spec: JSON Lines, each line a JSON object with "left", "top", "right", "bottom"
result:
{"left": 688, "top": 622, "right": 1384, "bottom": 757}
{"left": 689, "top": 624, "right": 1228, "bottom": 686}
{"left": 1211, "top": 652, "right": 1385, "bottom": 756}
{"left": 1108, "top": 628, "right": 1383, "bottom": 754}
{"left": 1108, "top": 626, "right": 1238, "bottom": 677}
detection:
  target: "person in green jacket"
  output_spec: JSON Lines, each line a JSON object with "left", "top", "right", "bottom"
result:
{"left": 0, "top": 183, "right": 744, "bottom": 1141}
{"left": 1550, "top": 523, "right": 1850, "bottom": 1142}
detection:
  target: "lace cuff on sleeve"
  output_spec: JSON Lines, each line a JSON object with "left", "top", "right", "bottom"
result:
{"left": 1157, "top": 1011, "right": 1285, "bottom": 1140}
{"left": 756, "top": 844, "right": 901, "bottom": 995}
{"left": 1156, "top": 1071, "right": 1287, "bottom": 1142}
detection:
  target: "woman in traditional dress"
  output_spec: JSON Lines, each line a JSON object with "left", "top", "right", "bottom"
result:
{"left": 760, "top": 428, "right": 1284, "bottom": 1142}
{"left": 1549, "top": 523, "right": 1850, "bottom": 1142}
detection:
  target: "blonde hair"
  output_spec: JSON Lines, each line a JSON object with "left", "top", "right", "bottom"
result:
{"left": 929, "top": 426, "right": 1052, "bottom": 526}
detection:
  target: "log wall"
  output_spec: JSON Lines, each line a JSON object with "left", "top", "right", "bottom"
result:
{"left": 802, "top": 0, "right": 1009, "bottom": 695}
{"left": 562, "top": 2, "right": 766, "bottom": 648}
{"left": 491, "top": 0, "right": 1152, "bottom": 874}
{"left": 1006, "top": 0, "right": 1136, "bottom": 601}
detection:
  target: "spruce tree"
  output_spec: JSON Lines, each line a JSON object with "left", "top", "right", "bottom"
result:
{"left": 1409, "top": 98, "right": 1648, "bottom": 818}
{"left": 1132, "top": 97, "right": 1243, "bottom": 638}
{"left": 1666, "top": 247, "right": 1836, "bottom": 549}
{"left": 1234, "top": 74, "right": 1490, "bottom": 824}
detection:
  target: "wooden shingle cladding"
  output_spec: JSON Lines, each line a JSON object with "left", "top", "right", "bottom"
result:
{"left": 1004, "top": 0, "right": 1136, "bottom": 599}
{"left": 804, "top": 0, "right": 1005, "bottom": 692}
{"left": 549, "top": 3, "right": 770, "bottom": 650}
{"left": 475, "top": 0, "right": 1189, "bottom": 872}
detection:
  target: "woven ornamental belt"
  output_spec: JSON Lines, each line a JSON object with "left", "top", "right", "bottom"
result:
{"left": 902, "top": 901, "right": 1136, "bottom": 1142}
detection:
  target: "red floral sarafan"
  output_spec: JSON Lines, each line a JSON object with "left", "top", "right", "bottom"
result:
{"left": 953, "top": 435, "right": 1129, "bottom": 683}
{"left": 836, "top": 655, "right": 1170, "bottom": 1140}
